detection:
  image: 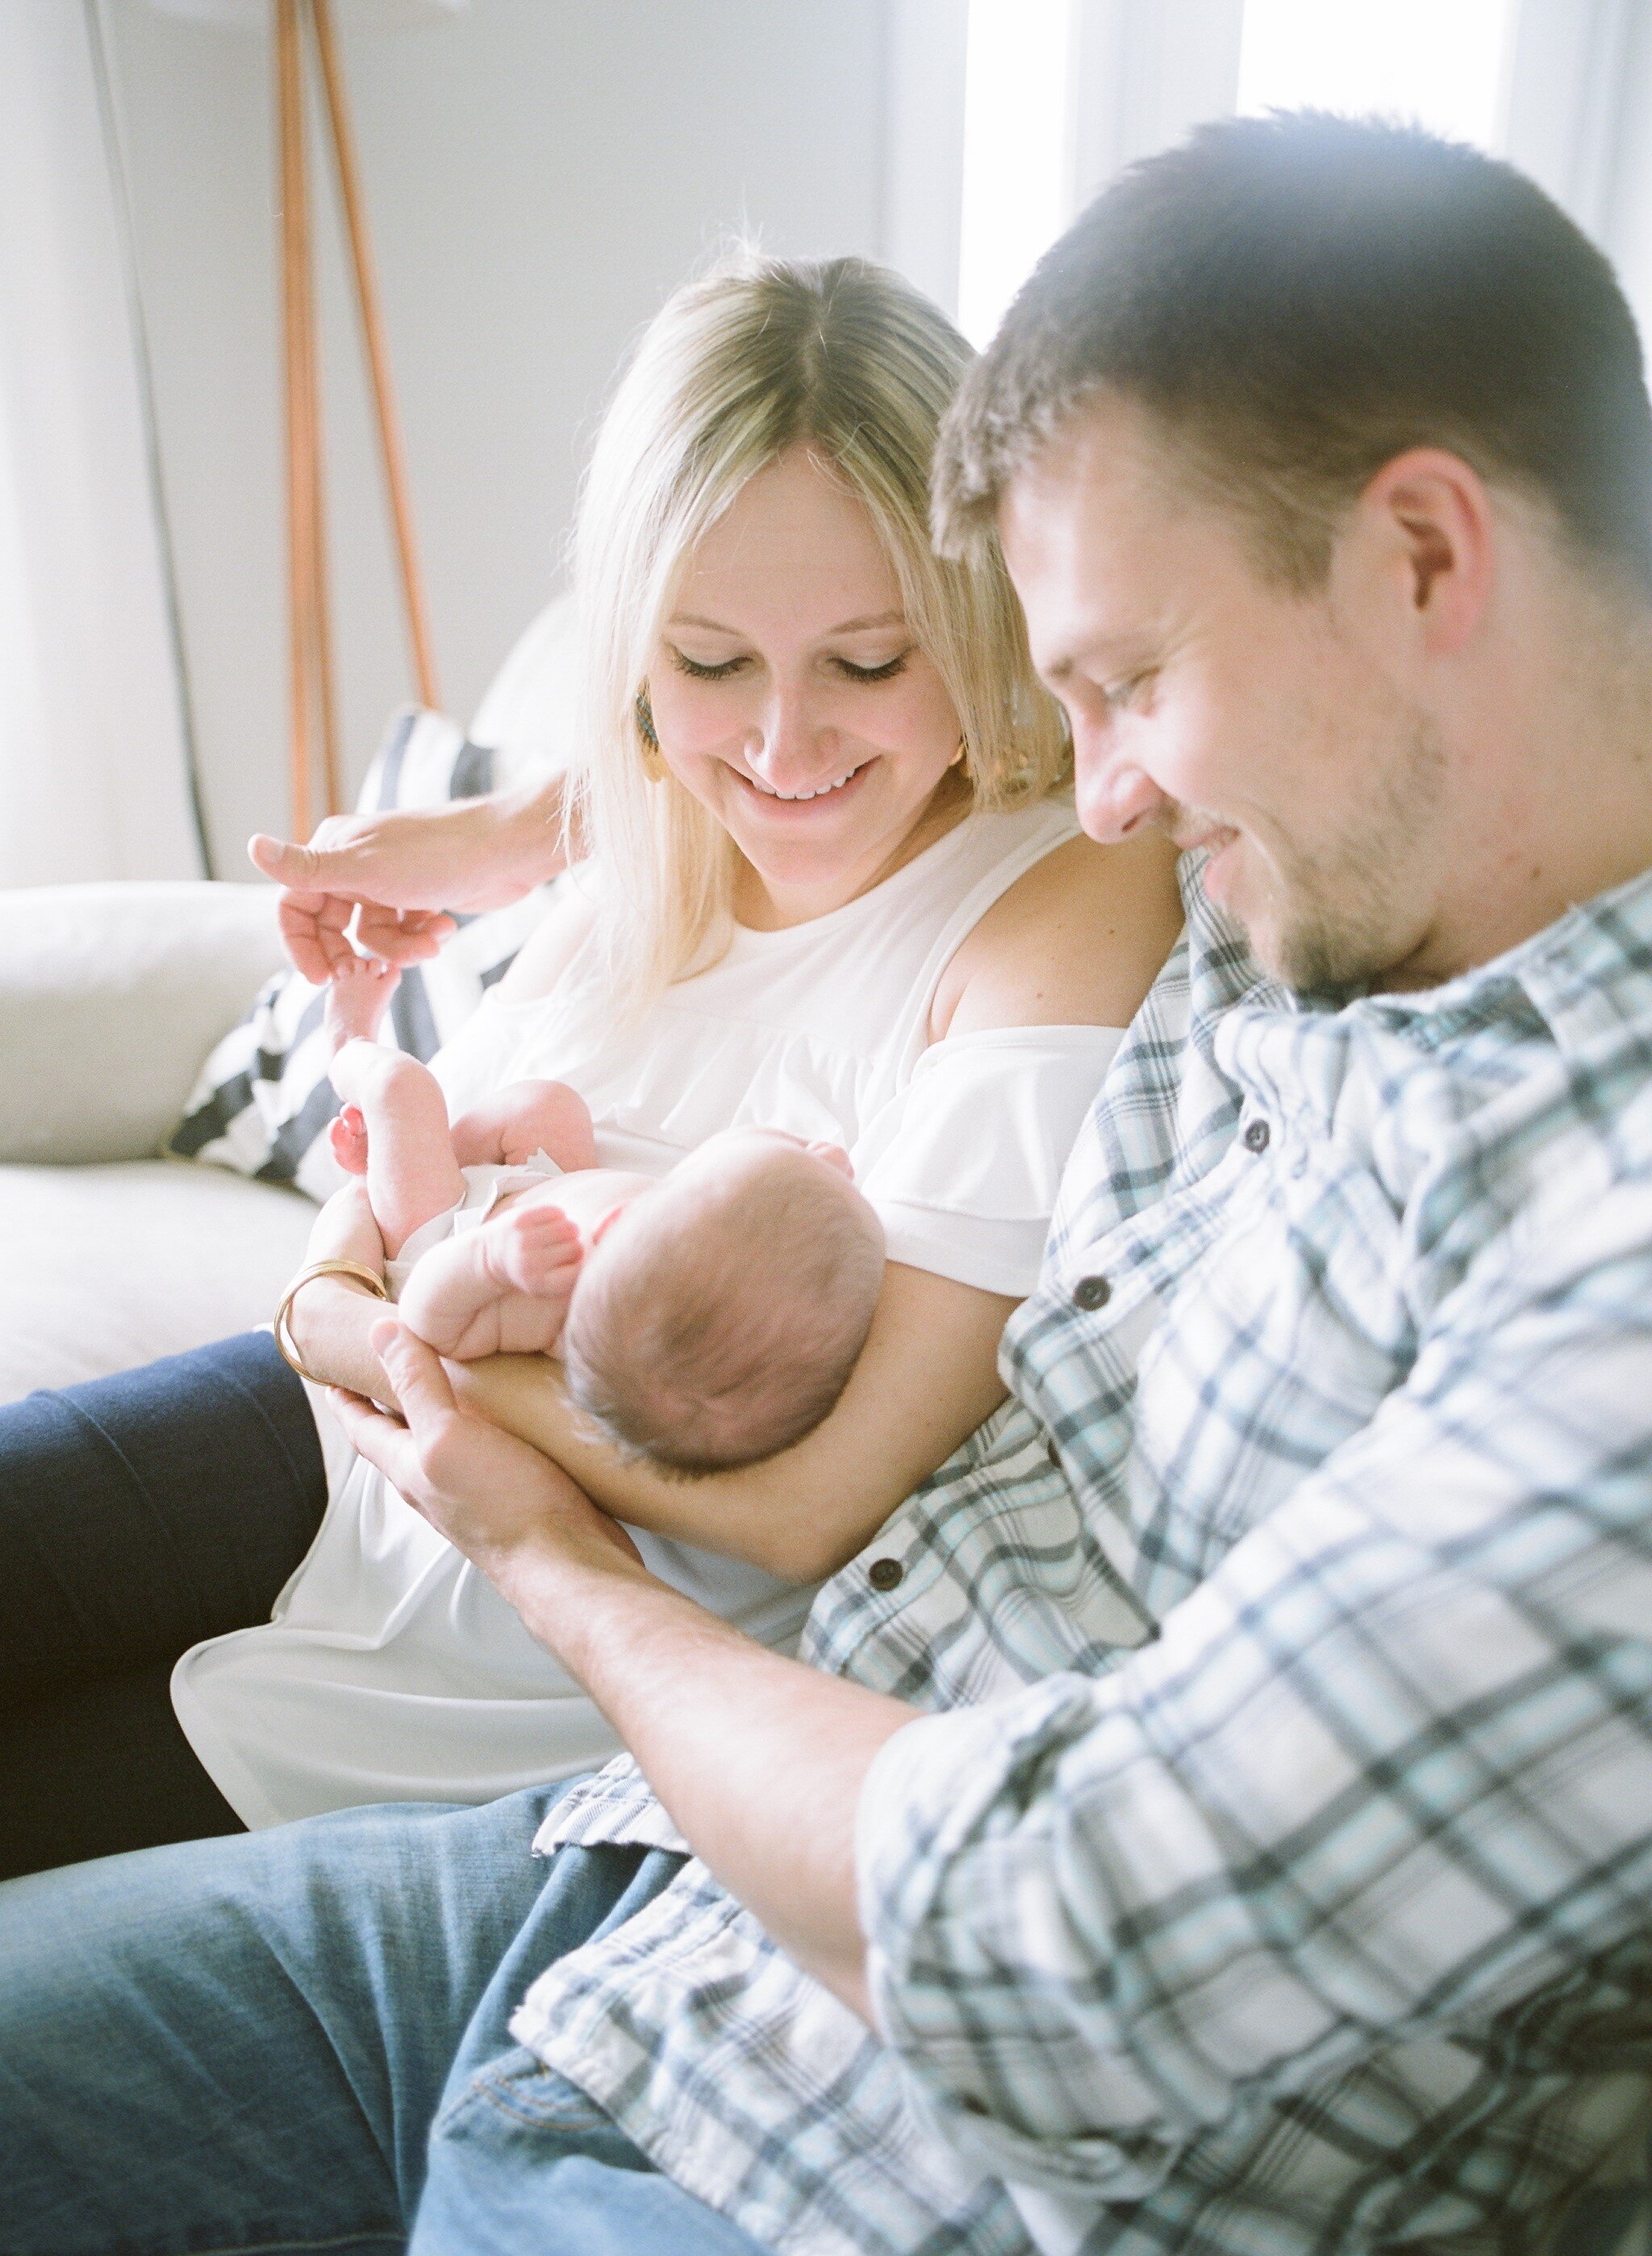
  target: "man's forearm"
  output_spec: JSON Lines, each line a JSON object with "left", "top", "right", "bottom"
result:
{"left": 495, "top": 1538, "right": 918, "bottom": 2018}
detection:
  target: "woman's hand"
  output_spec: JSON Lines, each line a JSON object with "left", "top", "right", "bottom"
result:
{"left": 331, "top": 1321, "right": 645, "bottom": 1591}
{"left": 248, "top": 779, "right": 567, "bottom": 984}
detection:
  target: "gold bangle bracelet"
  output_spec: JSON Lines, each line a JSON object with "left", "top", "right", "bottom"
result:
{"left": 273, "top": 1258, "right": 390, "bottom": 1386}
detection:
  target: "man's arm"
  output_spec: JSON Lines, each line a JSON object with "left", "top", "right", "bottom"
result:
{"left": 846, "top": 1194, "right": 1652, "bottom": 2191}
{"left": 340, "top": 1183, "right": 1652, "bottom": 2191}
{"left": 451, "top": 1261, "right": 1015, "bottom": 1580}
{"left": 330, "top": 1323, "right": 913, "bottom": 2014}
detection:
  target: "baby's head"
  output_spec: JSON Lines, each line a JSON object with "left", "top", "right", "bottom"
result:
{"left": 561, "top": 1130, "right": 885, "bottom": 1474}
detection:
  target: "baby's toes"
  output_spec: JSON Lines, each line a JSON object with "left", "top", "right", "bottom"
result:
{"left": 323, "top": 955, "right": 401, "bottom": 1048}
{"left": 328, "top": 1104, "right": 370, "bottom": 1175}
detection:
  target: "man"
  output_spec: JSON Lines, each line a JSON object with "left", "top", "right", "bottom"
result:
{"left": 6, "top": 114, "right": 1652, "bottom": 2255}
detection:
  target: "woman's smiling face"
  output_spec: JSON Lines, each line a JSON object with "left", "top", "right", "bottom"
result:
{"left": 646, "top": 445, "right": 967, "bottom": 925}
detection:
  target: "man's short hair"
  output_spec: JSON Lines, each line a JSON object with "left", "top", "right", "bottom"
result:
{"left": 934, "top": 111, "right": 1652, "bottom": 595}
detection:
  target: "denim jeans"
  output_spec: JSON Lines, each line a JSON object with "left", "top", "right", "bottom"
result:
{"left": 0, "top": 1782, "right": 768, "bottom": 2255}
{"left": 0, "top": 1331, "right": 328, "bottom": 1874}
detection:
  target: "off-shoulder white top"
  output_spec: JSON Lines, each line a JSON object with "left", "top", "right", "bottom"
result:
{"left": 435, "top": 792, "right": 1120, "bottom": 1294}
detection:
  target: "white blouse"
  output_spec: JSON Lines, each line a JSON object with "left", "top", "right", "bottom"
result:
{"left": 172, "top": 793, "right": 1127, "bottom": 1827}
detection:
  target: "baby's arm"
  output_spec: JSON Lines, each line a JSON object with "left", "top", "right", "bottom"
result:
{"left": 449, "top": 1079, "right": 598, "bottom": 1174}
{"left": 395, "top": 1186, "right": 583, "bottom": 1360}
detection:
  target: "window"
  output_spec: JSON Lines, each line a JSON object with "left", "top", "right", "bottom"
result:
{"left": 956, "top": 0, "right": 1075, "bottom": 349}
{"left": 1237, "top": 0, "right": 1516, "bottom": 152}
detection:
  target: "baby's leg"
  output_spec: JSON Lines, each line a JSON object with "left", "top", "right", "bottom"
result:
{"left": 449, "top": 1079, "right": 598, "bottom": 1173}
{"left": 323, "top": 953, "right": 401, "bottom": 1047}
{"left": 327, "top": 1041, "right": 465, "bottom": 1258}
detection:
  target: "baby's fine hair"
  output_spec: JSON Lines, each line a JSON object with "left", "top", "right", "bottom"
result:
{"left": 561, "top": 1151, "right": 885, "bottom": 1475}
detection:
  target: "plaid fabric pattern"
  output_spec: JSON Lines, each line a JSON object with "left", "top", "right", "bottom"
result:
{"left": 514, "top": 859, "right": 1652, "bottom": 2256}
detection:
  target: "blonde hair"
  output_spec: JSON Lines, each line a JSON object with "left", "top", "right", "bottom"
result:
{"left": 565, "top": 250, "right": 1070, "bottom": 1011}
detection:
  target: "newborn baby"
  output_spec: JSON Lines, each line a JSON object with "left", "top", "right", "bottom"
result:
{"left": 320, "top": 958, "right": 886, "bottom": 1473}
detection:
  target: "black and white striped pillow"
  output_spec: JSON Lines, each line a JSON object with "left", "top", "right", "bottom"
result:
{"left": 169, "top": 708, "right": 557, "bottom": 1201}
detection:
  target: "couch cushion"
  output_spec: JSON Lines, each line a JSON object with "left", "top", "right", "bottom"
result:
{"left": 0, "top": 1161, "right": 315, "bottom": 1403}
{"left": 0, "top": 883, "right": 286, "bottom": 1166}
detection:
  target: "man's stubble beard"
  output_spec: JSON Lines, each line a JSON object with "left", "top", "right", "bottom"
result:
{"left": 1161, "top": 703, "right": 1449, "bottom": 993}
{"left": 1266, "top": 709, "right": 1448, "bottom": 994}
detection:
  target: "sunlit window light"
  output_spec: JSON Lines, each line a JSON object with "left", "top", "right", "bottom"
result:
{"left": 957, "top": 0, "right": 1075, "bottom": 351}
{"left": 1237, "top": 0, "right": 1515, "bottom": 153}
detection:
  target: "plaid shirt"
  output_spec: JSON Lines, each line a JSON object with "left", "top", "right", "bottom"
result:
{"left": 512, "top": 857, "right": 1652, "bottom": 2256}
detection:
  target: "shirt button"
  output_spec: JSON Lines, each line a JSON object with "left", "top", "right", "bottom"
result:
{"left": 1243, "top": 1118, "right": 1271, "bottom": 1154}
{"left": 868, "top": 1557, "right": 903, "bottom": 1593}
{"left": 1073, "top": 1274, "right": 1112, "bottom": 1310}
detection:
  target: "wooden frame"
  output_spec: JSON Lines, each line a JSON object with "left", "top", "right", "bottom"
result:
{"left": 276, "top": 0, "right": 440, "bottom": 837}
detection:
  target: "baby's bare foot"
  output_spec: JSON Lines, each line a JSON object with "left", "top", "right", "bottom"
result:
{"left": 328, "top": 1103, "right": 370, "bottom": 1176}
{"left": 323, "top": 955, "right": 400, "bottom": 1054}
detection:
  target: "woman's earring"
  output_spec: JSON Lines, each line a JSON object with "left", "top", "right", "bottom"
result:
{"left": 634, "top": 688, "right": 665, "bottom": 783}
{"left": 951, "top": 734, "right": 969, "bottom": 770}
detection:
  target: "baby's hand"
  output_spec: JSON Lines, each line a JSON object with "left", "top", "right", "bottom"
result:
{"left": 396, "top": 1199, "right": 584, "bottom": 1361}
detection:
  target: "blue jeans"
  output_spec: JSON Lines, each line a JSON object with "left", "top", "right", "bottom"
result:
{"left": 0, "top": 1783, "right": 769, "bottom": 2255}
{"left": 0, "top": 1332, "right": 328, "bottom": 1875}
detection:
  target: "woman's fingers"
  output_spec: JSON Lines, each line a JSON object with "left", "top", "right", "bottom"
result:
{"left": 276, "top": 890, "right": 357, "bottom": 984}
{"left": 250, "top": 827, "right": 457, "bottom": 980}
{"left": 353, "top": 901, "right": 457, "bottom": 963}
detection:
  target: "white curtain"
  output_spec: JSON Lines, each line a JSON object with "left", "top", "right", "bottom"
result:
{"left": 886, "top": 0, "right": 1652, "bottom": 370}
{"left": 0, "top": 0, "right": 203, "bottom": 888}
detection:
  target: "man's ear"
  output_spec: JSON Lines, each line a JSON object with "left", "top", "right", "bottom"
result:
{"left": 1356, "top": 446, "right": 1496, "bottom": 657}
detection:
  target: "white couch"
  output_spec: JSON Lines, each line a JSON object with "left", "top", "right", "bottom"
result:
{"left": 0, "top": 596, "right": 577, "bottom": 1406}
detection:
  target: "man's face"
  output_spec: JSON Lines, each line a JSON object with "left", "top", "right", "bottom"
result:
{"left": 997, "top": 395, "right": 1450, "bottom": 990}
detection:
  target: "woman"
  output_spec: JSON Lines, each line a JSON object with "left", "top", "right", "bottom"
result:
{"left": 0, "top": 253, "right": 1179, "bottom": 1874}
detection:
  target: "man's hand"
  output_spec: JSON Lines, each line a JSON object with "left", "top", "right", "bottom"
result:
{"left": 330, "top": 1322, "right": 644, "bottom": 1588}
{"left": 248, "top": 781, "right": 566, "bottom": 984}
{"left": 333, "top": 1321, "right": 912, "bottom": 2024}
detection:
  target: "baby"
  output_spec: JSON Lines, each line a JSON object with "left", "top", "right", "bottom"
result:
{"left": 320, "top": 958, "right": 886, "bottom": 1473}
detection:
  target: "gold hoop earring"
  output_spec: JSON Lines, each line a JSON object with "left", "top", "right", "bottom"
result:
{"left": 634, "top": 687, "right": 665, "bottom": 783}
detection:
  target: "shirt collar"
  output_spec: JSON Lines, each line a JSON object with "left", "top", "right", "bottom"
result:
{"left": 1336, "top": 864, "right": 1652, "bottom": 1057}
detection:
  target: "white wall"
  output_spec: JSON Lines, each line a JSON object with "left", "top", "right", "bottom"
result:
{"left": 1597, "top": 0, "right": 1652, "bottom": 365}
{"left": 102, "top": 0, "right": 888, "bottom": 874}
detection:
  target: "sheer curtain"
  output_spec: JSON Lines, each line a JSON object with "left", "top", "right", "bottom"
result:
{"left": 0, "top": 0, "right": 204, "bottom": 888}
